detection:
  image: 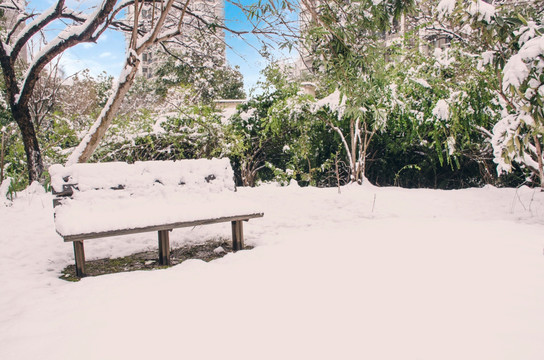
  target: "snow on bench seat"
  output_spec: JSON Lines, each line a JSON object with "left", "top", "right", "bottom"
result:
{"left": 53, "top": 189, "right": 262, "bottom": 237}
{"left": 50, "top": 158, "right": 236, "bottom": 194}
{"left": 50, "top": 158, "right": 263, "bottom": 277}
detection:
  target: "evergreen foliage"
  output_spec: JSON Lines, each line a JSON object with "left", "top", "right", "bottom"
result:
{"left": 2, "top": 0, "right": 543, "bottom": 190}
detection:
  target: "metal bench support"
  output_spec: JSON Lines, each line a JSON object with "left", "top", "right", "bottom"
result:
{"left": 231, "top": 220, "right": 244, "bottom": 251}
{"left": 73, "top": 240, "right": 86, "bottom": 277}
{"left": 158, "top": 230, "right": 171, "bottom": 266}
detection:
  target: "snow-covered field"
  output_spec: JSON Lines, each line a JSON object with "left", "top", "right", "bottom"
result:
{"left": 1, "top": 181, "right": 544, "bottom": 359}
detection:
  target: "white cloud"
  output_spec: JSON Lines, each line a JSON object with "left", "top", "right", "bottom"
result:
{"left": 53, "top": 27, "right": 126, "bottom": 80}
{"left": 57, "top": 49, "right": 122, "bottom": 79}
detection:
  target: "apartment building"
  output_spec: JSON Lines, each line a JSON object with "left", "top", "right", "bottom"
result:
{"left": 279, "top": 1, "right": 455, "bottom": 81}
{"left": 0, "top": 4, "right": 28, "bottom": 63}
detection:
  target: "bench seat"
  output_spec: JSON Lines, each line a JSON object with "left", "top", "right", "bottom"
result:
{"left": 54, "top": 189, "right": 262, "bottom": 237}
{"left": 59, "top": 213, "right": 264, "bottom": 242}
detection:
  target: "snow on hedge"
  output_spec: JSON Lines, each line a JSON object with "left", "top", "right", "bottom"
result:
{"left": 432, "top": 99, "right": 450, "bottom": 121}
{"left": 467, "top": 0, "right": 495, "bottom": 23}
{"left": 436, "top": 0, "right": 455, "bottom": 17}
{"left": 313, "top": 89, "right": 346, "bottom": 117}
{"left": 493, "top": 30, "right": 544, "bottom": 175}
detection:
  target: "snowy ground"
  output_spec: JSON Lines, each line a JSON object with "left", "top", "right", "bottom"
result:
{"left": 1, "top": 182, "right": 544, "bottom": 359}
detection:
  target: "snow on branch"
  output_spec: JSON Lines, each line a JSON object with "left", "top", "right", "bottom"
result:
{"left": 15, "top": 0, "right": 119, "bottom": 107}
{"left": 8, "top": 1, "right": 67, "bottom": 60}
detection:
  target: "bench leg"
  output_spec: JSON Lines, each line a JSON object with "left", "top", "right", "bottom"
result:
{"left": 231, "top": 220, "right": 244, "bottom": 251}
{"left": 73, "top": 241, "right": 86, "bottom": 277}
{"left": 158, "top": 230, "right": 171, "bottom": 266}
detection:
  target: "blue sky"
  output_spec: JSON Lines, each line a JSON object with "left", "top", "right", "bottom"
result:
{"left": 27, "top": 0, "right": 297, "bottom": 94}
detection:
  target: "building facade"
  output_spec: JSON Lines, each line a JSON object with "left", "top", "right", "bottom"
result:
{"left": 1, "top": 5, "right": 28, "bottom": 63}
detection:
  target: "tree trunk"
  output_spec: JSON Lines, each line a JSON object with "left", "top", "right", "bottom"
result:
{"left": 1, "top": 130, "right": 5, "bottom": 182}
{"left": 67, "top": 58, "right": 140, "bottom": 165}
{"left": 13, "top": 104, "right": 43, "bottom": 183}
{"left": 1, "top": 50, "right": 44, "bottom": 183}
{"left": 335, "top": 152, "right": 341, "bottom": 193}
{"left": 241, "top": 161, "right": 256, "bottom": 187}
{"left": 533, "top": 135, "right": 544, "bottom": 190}
{"left": 350, "top": 119, "right": 358, "bottom": 183}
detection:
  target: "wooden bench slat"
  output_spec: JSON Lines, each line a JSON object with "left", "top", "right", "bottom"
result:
{"left": 60, "top": 213, "right": 264, "bottom": 242}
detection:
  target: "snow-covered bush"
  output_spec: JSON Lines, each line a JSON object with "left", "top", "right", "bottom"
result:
{"left": 90, "top": 101, "right": 225, "bottom": 164}
{"left": 300, "top": 0, "right": 505, "bottom": 187}
{"left": 226, "top": 65, "right": 335, "bottom": 187}
{"left": 491, "top": 21, "right": 544, "bottom": 186}
{"left": 436, "top": 1, "right": 544, "bottom": 186}
{"left": 0, "top": 177, "right": 13, "bottom": 206}
{"left": 0, "top": 123, "right": 28, "bottom": 192}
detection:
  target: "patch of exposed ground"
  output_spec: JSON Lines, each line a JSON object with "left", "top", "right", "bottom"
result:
{"left": 60, "top": 238, "right": 251, "bottom": 282}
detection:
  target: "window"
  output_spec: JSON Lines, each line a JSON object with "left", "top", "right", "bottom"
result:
{"left": 142, "top": 52, "right": 153, "bottom": 63}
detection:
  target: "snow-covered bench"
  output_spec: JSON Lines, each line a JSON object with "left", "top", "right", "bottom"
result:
{"left": 50, "top": 158, "right": 263, "bottom": 277}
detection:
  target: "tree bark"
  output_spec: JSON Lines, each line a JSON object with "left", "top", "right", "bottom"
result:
{"left": 1, "top": 130, "right": 5, "bottom": 182}
{"left": 533, "top": 135, "right": 544, "bottom": 190}
{"left": 241, "top": 161, "right": 256, "bottom": 187}
{"left": 13, "top": 104, "right": 43, "bottom": 183}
